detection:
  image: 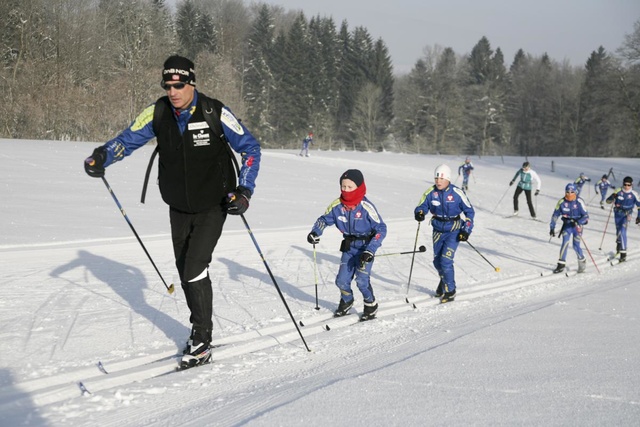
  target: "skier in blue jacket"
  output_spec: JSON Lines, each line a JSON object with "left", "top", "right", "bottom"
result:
{"left": 307, "top": 169, "right": 387, "bottom": 320}
{"left": 414, "top": 164, "right": 475, "bottom": 303}
{"left": 595, "top": 174, "right": 615, "bottom": 209}
{"left": 457, "top": 157, "right": 474, "bottom": 191}
{"left": 299, "top": 132, "right": 313, "bottom": 157}
{"left": 605, "top": 176, "right": 640, "bottom": 262}
{"left": 84, "top": 55, "right": 261, "bottom": 369}
{"left": 549, "top": 183, "right": 589, "bottom": 274}
{"left": 573, "top": 172, "right": 591, "bottom": 197}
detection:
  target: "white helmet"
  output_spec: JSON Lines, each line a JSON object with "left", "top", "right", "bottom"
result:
{"left": 434, "top": 164, "right": 451, "bottom": 181}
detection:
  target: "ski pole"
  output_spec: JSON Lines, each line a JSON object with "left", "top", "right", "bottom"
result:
{"left": 240, "top": 214, "right": 310, "bottom": 352}
{"left": 405, "top": 222, "right": 421, "bottom": 301}
{"left": 312, "top": 243, "right": 319, "bottom": 310}
{"left": 578, "top": 233, "right": 600, "bottom": 274}
{"left": 100, "top": 176, "right": 175, "bottom": 294}
{"left": 491, "top": 186, "right": 511, "bottom": 214}
{"left": 376, "top": 245, "right": 427, "bottom": 257}
{"left": 598, "top": 202, "right": 614, "bottom": 250}
{"left": 465, "top": 241, "right": 500, "bottom": 272}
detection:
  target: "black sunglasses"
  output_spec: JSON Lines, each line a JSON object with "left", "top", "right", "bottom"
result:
{"left": 623, "top": 183, "right": 632, "bottom": 186}
{"left": 161, "top": 81, "right": 187, "bottom": 90}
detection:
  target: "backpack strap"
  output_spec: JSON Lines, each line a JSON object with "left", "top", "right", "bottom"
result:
{"left": 201, "top": 96, "right": 241, "bottom": 176}
{"left": 140, "top": 98, "right": 167, "bottom": 203}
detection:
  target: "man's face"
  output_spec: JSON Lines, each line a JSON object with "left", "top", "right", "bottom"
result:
{"left": 163, "top": 82, "right": 195, "bottom": 110}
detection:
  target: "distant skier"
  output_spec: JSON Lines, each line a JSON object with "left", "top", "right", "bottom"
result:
{"left": 307, "top": 169, "right": 387, "bottom": 320}
{"left": 605, "top": 176, "right": 640, "bottom": 262}
{"left": 457, "top": 157, "right": 474, "bottom": 191}
{"left": 414, "top": 164, "right": 475, "bottom": 303}
{"left": 573, "top": 172, "right": 591, "bottom": 197}
{"left": 595, "top": 174, "right": 615, "bottom": 209}
{"left": 549, "top": 183, "right": 589, "bottom": 274}
{"left": 299, "top": 132, "right": 313, "bottom": 157}
{"left": 510, "top": 161, "right": 542, "bottom": 218}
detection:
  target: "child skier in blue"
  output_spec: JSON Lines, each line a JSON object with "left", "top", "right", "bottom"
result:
{"left": 595, "top": 174, "right": 615, "bottom": 209}
{"left": 307, "top": 169, "right": 387, "bottom": 320}
{"left": 457, "top": 157, "right": 474, "bottom": 191}
{"left": 605, "top": 176, "right": 640, "bottom": 262}
{"left": 573, "top": 172, "right": 591, "bottom": 197}
{"left": 549, "top": 183, "right": 589, "bottom": 274}
{"left": 299, "top": 132, "right": 313, "bottom": 157}
{"left": 414, "top": 164, "right": 475, "bottom": 303}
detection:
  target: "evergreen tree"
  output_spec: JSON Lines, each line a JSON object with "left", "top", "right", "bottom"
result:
{"left": 335, "top": 20, "right": 359, "bottom": 143}
{"left": 371, "top": 38, "right": 395, "bottom": 147}
{"left": 278, "top": 12, "right": 313, "bottom": 139}
{"left": 176, "top": 0, "right": 200, "bottom": 59}
{"left": 244, "top": 4, "right": 275, "bottom": 143}
{"left": 578, "top": 47, "right": 620, "bottom": 156}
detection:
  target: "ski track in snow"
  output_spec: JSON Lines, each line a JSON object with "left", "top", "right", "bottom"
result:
{"left": 1, "top": 140, "right": 639, "bottom": 425}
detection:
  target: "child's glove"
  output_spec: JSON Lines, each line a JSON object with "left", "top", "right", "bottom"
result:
{"left": 307, "top": 232, "right": 320, "bottom": 244}
{"left": 360, "top": 251, "right": 374, "bottom": 264}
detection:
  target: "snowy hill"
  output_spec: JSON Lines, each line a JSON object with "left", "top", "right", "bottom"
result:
{"left": 1, "top": 139, "right": 639, "bottom": 426}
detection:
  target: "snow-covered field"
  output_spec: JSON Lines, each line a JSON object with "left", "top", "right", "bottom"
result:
{"left": 1, "top": 138, "right": 639, "bottom": 426}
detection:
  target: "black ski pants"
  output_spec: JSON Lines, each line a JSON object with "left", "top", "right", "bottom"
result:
{"left": 513, "top": 186, "right": 536, "bottom": 217}
{"left": 170, "top": 205, "right": 226, "bottom": 343}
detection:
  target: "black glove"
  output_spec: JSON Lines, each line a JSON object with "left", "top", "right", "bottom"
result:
{"left": 84, "top": 146, "right": 107, "bottom": 178}
{"left": 307, "top": 232, "right": 320, "bottom": 244}
{"left": 595, "top": 190, "right": 599, "bottom": 195}
{"left": 360, "top": 250, "right": 374, "bottom": 264}
{"left": 636, "top": 217, "right": 640, "bottom": 225}
{"left": 415, "top": 210, "right": 425, "bottom": 222}
{"left": 509, "top": 181, "right": 514, "bottom": 186}
{"left": 224, "top": 186, "right": 251, "bottom": 215}
{"left": 457, "top": 230, "right": 469, "bottom": 242}
{"left": 549, "top": 229, "right": 555, "bottom": 237}
{"left": 534, "top": 189, "right": 540, "bottom": 196}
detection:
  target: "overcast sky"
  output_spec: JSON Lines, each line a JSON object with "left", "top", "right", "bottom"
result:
{"left": 252, "top": 0, "right": 639, "bottom": 74}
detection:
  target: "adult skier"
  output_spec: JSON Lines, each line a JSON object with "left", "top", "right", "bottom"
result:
{"left": 84, "top": 55, "right": 262, "bottom": 368}
{"left": 510, "top": 161, "right": 541, "bottom": 218}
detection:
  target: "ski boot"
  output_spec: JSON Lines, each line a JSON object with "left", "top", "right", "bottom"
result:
{"left": 577, "top": 257, "right": 586, "bottom": 273}
{"left": 620, "top": 252, "right": 627, "bottom": 262}
{"left": 360, "top": 300, "right": 379, "bottom": 321}
{"left": 553, "top": 262, "right": 566, "bottom": 274}
{"left": 334, "top": 298, "right": 354, "bottom": 317}
{"left": 181, "top": 340, "right": 212, "bottom": 369}
{"left": 440, "top": 291, "right": 456, "bottom": 304}
{"left": 434, "top": 279, "right": 444, "bottom": 298}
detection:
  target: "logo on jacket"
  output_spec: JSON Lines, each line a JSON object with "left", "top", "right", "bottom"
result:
{"left": 355, "top": 211, "right": 362, "bottom": 219}
{"left": 192, "top": 130, "right": 211, "bottom": 146}
{"left": 447, "top": 194, "right": 454, "bottom": 202}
